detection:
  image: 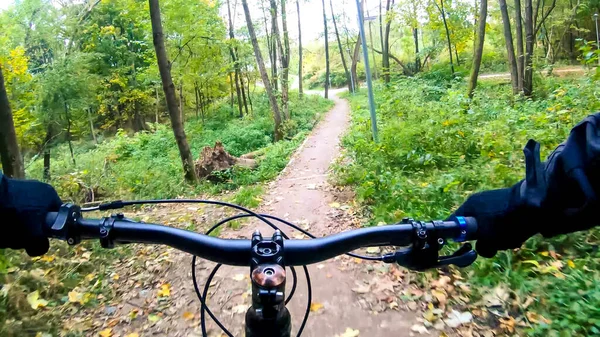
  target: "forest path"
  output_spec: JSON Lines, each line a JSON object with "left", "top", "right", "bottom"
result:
{"left": 105, "top": 90, "right": 416, "bottom": 337}
{"left": 478, "top": 65, "right": 585, "bottom": 80}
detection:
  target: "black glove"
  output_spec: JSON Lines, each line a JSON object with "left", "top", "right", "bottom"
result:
{"left": 0, "top": 175, "right": 62, "bottom": 256}
{"left": 453, "top": 113, "right": 600, "bottom": 258}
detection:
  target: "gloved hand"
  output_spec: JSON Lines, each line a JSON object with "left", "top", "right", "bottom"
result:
{"left": 453, "top": 113, "right": 600, "bottom": 258}
{"left": 453, "top": 140, "right": 548, "bottom": 258}
{"left": 0, "top": 175, "right": 62, "bottom": 256}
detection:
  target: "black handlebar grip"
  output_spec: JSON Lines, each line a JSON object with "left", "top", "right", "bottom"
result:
{"left": 462, "top": 216, "right": 478, "bottom": 241}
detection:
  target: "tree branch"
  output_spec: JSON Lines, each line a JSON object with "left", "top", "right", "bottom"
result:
{"left": 534, "top": 0, "right": 556, "bottom": 36}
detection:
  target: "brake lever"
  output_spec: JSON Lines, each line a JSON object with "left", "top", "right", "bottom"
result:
{"left": 382, "top": 218, "right": 478, "bottom": 271}
{"left": 387, "top": 243, "right": 477, "bottom": 271}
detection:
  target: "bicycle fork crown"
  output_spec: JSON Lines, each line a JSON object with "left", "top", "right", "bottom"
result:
{"left": 245, "top": 230, "right": 292, "bottom": 337}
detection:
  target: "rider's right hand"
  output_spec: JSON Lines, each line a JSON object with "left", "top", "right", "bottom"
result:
{"left": 0, "top": 173, "right": 62, "bottom": 257}
{"left": 453, "top": 113, "right": 600, "bottom": 258}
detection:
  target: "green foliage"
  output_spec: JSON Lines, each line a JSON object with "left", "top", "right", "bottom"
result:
{"left": 26, "top": 92, "right": 333, "bottom": 202}
{"left": 336, "top": 74, "right": 600, "bottom": 335}
{"left": 228, "top": 185, "right": 265, "bottom": 208}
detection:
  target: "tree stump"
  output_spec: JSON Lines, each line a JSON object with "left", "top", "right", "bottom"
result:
{"left": 195, "top": 141, "right": 257, "bottom": 181}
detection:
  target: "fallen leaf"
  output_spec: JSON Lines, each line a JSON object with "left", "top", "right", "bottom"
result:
{"left": 232, "top": 274, "right": 245, "bottom": 281}
{"left": 366, "top": 247, "right": 381, "bottom": 254}
{"left": 431, "top": 289, "right": 447, "bottom": 305}
{"left": 306, "top": 184, "right": 317, "bottom": 190}
{"left": 444, "top": 310, "right": 472, "bottom": 328}
{"left": 68, "top": 290, "right": 86, "bottom": 305}
{"left": 310, "top": 302, "right": 324, "bottom": 312}
{"left": 335, "top": 328, "right": 360, "bottom": 337}
{"left": 567, "top": 260, "right": 575, "bottom": 268}
{"left": 40, "top": 255, "right": 55, "bottom": 262}
{"left": 124, "top": 333, "right": 139, "bottom": 337}
{"left": 232, "top": 304, "right": 249, "bottom": 314}
{"left": 411, "top": 324, "right": 428, "bottom": 334}
{"left": 148, "top": 314, "right": 161, "bottom": 323}
{"left": 351, "top": 283, "right": 371, "bottom": 294}
{"left": 183, "top": 311, "right": 195, "bottom": 320}
{"left": 112, "top": 273, "right": 119, "bottom": 281}
{"left": 329, "top": 202, "right": 341, "bottom": 208}
{"left": 388, "top": 301, "right": 399, "bottom": 309}
{"left": 316, "top": 264, "right": 325, "bottom": 269}
{"left": 373, "top": 277, "right": 396, "bottom": 293}
{"left": 157, "top": 283, "right": 171, "bottom": 297}
{"left": 98, "top": 328, "right": 112, "bottom": 337}
{"left": 27, "top": 291, "right": 48, "bottom": 310}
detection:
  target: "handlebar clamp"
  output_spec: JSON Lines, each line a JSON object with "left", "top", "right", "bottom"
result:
{"left": 99, "top": 214, "right": 122, "bottom": 249}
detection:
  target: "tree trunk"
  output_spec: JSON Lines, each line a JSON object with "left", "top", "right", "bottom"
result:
{"left": 366, "top": 5, "right": 379, "bottom": 79}
{"left": 245, "top": 65, "right": 254, "bottom": 113}
{"left": 523, "top": 0, "right": 534, "bottom": 96}
{"left": 351, "top": 34, "right": 361, "bottom": 89}
{"left": 279, "top": 0, "right": 291, "bottom": 120}
{"left": 321, "top": 0, "right": 330, "bottom": 98}
{"left": 498, "top": 0, "right": 519, "bottom": 94}
{"left": 270, "top": 0, "right": 279, "bottom": 92}
{"left": 467, "top": 0, "right": 488, "bottom": 98}
{"left": 239, "top": 68, "right": 249, "bottom": 117}
{"left": 330, "top": 0, "right": 352, "bottom": 91}
{"left": 296, "top": 0, "right": 304, "bottom": 99}
{"left": 194, "top": 81, "right": 200, "bottom": 119}
{"left": 382, "top": 0, "right": 393, "bottom": 83}
{"left": 227, "top": 0, "right": 244, "bottom": 118}
{"left": 242, "top": 0, "right": 284, "bottom": 141}
{"left": 88, "top": 108, "right": 98, "bottom": 144}
{"left": 435, "top": 0, "right": 455, "bottom": 75}
{"left": 413, "top": 28, "right": 420, "bottom": 71}
{"left": 42, "top": 126, "right": 52, "bottom": 182}
{"left": 379, "top": 0, "right": 384, "bottom": 62}
{"left": 228, "top": 72, "right": 234, "bottom": 111}
{"left": 155, "top": 86, "right": 160, "bottom": 123}
{"left": 350, "top": 34, "right": 361, "bottom": 91}
{"left": 63, "top": 100, "right": 76, "bottom": 166}
{"left": 514, "top": 0, "right": 525, "bottom": 92}
{"left": 149, "top": 0, "right": 197, "bottom": 183}
{"left": 0, "top": 65, "right": 25, "bottom": 178}
{"left": 454, "top": 45, "right": 460, "bottom": 66}
{"left": 179, "top": 81, "right": 185, "bottom": 124}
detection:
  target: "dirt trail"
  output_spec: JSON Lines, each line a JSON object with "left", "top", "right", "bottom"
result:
{"left": 478, "top": 65, "right": 585, "bottom": 80}
{"left": 104, "top": 91, "right": 416, "bottom": 337}
{"left": 190, "top": 91, "right": 415, "bottom": 337}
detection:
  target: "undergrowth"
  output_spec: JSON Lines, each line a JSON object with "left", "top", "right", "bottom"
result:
{"left": 26, "top": 91, "right": 333, "bottom": 202}
{"left": 335, "top": 73, "right": 600, "bottom": 336}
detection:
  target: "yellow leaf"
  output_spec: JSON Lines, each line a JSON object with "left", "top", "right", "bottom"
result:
{"left": 335, "top": 328, "right": 360, "bottom": 337}
{"left": 148, "top": 314, "right": 161, "bottom": 322}
{"left": 125, "top": 333, "right": 139, "bottom": 337}
{"left": 40, "top": 255, "right": 55, "bottom": 262}
{"left": 310, "top": 302, "right": 324, "bottom": 312}
{"left": 540, "top": 251, "right": 549, "bottom": 257}
{"left": 157, "top": 283, "right": 171, "bottom": 297}
{"left": 112, "top": 273, "right": 119, "bottom": 281}
{"left": 232, "top": 274, "right": 245, "bottom": 281}
{"left": 329, "top": 202, "right": 341, "bottom": 208}
{"left": 27, "top": 291, "right": 48, "bottom": 310}
{"left": 431, "top": 289, "right": 447, "bottom": 305}
{"left": 567, "top": 260, "right": 575, "bottom": 268}
{"left": 99, "top": 328, "right": 112, "bottom": 337}
{"left": 183, "top": 311, "right": 195, "bottom": 320}
{"left": 68, "top": 290, "right": 84, "bottom": 304}
{"left": 522, "top": 260, "right": 541, "bottom": 268}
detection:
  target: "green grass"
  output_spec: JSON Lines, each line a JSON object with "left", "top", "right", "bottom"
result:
{"left": 336, "top": 74, "right": 600, "bottom": 336}
{"left": 25, "top": 91, "right": 333, "bottom": 202}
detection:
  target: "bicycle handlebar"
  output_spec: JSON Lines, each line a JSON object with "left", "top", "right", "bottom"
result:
{"left": 45, "top": 204, "right": 478, "bottom": 267}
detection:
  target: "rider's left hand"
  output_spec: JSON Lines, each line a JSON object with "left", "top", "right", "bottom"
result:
{"left": 0, "top": 175, "right": 62, "bottom": 256}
